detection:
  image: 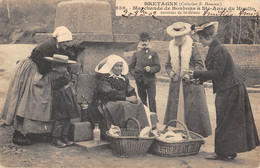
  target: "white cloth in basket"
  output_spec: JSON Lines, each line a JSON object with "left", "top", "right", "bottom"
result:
{"left": 108, "top": 125, "right": 121, "bottom": 137}
{"left": 157, "top": 130, "right": 186, "bottom": 143}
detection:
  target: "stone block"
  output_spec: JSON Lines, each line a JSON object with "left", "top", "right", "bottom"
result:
{"left": 73, "top": 33, "right": 113, "bottom": 43}
{"left": 34, "top": 33, "right": 139, "bottom": 43}
{"left": 71, "top": 118, "right": 81, "bottom": 124}
{"left": 69, "top": 121, "right": 93, "bottom": 142}
{"left": 55, "top": 0, "right": 112, "bottom": 34}
{"left": 113, "top": 34, "right": 139, "bottom": 43}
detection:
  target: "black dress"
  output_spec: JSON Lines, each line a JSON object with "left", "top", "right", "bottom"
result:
{"left": 96, "top": 73, "right": 150, "bottom": 129}
{"left": 194, "top": 39, "right": 259, "bottom": 155}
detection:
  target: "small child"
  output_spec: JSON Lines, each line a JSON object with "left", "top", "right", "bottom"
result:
{"left": 44, "top": 54, "right": 80, "bottom": 148}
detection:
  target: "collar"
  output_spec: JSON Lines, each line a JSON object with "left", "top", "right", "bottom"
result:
{"left": 109, "top": 72, "right": 125, "bottom": 81}
{"left": 168, "top": 35, "right": 193, "bottom": 76}
{"left": 142, "top": 48, "right": 149, "bottom": 53}
{"left": 137, "top": 42, "right": 152, "bottom": 52}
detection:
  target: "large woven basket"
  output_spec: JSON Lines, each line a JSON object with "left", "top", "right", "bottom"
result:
{"left": 150, "top": 120, "right": 205, "bottom": 157}
{"left": 106, "top": 118, "right": 155, "bottom": 157}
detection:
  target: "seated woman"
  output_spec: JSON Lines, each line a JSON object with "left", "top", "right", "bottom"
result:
{"left": 94, "top": 55, "right": 152, "bottom": 130}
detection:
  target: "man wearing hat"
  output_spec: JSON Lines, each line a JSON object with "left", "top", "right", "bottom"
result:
{"left": 163, "top": 22, "right": 212, "bottom": 138}
{"left": 129, "top": 32, "right": 161, "bottom": 115}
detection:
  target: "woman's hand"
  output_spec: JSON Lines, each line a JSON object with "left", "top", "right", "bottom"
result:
{"left": 168, "top": 71, "right": 179, "bottom": 82}
{"left": 183, "top": 70, "right": 194, "bottom": 78}
{"left": 182, "top": 74, "right": 190, "bottom": 83}
{"left": 126, "top": 96, "right": 138, "bottom": 104}
{"left": 169, "top": 71, "right": 176, "bottom": 78}
{"left": 171, "top": 73, "right": 179, "bottom": 82}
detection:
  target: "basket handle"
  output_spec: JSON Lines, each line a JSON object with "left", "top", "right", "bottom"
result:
{"left": 125, "top": 117, "right": 141, "bottom": 136}
{"left": 164, "top": 120, "right": 190, "bottom": 140}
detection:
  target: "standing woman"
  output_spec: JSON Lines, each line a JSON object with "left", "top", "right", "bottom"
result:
{"left": 190, "top": 22, "right": 259, "bottom": 160}
{"left": 1, "top": 26, "right": 74, "bottom": 145}
{"left": 163, "top": 22, "right": 212, "bottom": 138}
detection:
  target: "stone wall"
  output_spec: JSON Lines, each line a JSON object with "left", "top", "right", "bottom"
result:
{"left": 117, "top": 41, "right": 260, "bottom": 80}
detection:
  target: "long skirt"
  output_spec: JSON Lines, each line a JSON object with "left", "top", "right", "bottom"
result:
{"left": 215, "top": 84, "right": 259, "bottom": 155}
{"left": 103, "top": 100, "right": 150, "bottom": 129}
{"left": 163, "top": 79, "right": 212, "bottom": 137}
{"left": 1, "top": 58, "right": 53, "bottom": 135}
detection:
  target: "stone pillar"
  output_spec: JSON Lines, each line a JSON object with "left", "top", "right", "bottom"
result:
{"left": 55, "top": 0, "right": 112, "bottom": 34}
{"left": 40, "top": 0, "right": 139, "bottom": 104}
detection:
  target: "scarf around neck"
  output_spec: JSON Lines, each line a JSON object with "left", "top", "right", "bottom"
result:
{"left": 168, "top": 35, "right": 193, "bottom": 76}
{"left": 109, "top": 72, "right": 125, "bottom": 81}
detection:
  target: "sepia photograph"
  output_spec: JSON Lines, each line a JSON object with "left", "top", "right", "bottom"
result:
{"left": 0, "top": 0, "right": 259, "bottom": 167}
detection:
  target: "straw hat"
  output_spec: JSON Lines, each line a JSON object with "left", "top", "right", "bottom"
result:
{"left": 166, "top": 22, "right": 191, "bottom": 37}
{"left": 95, "top": 55, "right": 129, "bottom": 75}
{"left": 44, "top": 54, "right": 76, "bottom": 64}
{"left": 191, "top": 22, "right": 219, "bottom": 34}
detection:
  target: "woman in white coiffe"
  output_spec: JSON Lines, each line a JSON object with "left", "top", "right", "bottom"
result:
{"left": 163, "top": 22, "right": 212, "bottom": 137}
{"left": 94, "top": 54, "right": 154, "bottom": 130}
{"left": 1, "top": 26, "right": 74, "bottom": 145}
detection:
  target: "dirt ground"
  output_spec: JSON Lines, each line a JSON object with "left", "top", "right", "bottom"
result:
{"left": 0, "top": 47, "right": 259, "bottom": 168}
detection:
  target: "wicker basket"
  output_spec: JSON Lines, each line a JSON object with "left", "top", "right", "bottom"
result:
{"left": 106, "top": 118, "right": 155, "bottom": 157}
{"left": 150, "top": 120, "right": 205, "bottom": 157}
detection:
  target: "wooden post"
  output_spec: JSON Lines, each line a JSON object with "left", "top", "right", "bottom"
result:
{"left": 230, "top": 17, "right": 233, "bottom": 44}
{"left": 253, "top": 16, "right": 258, "bottom": 44}
{"left": 7, "top": 0, "right": 10, "bottom": 19}
{"left": 237, "top": 17, "right": 242, "bottom": 44}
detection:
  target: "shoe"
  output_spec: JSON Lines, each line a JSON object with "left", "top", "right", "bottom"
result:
{"left": 62, "top": 136, "right": 74, "bottom": 146}
{"left": 13, "top": 137, "right": 32, "bottom": 146}
{"left": 205, "top": 153, "right": 237, "bottom": 161}
{"left": 205, "top": 154, "right": 221, "bottom": 160}
{"left": 229, "top": 153, "right": 237, "bottom": 159}
{"left": 52, "top": 138, "right": 66, "bottom": 148}
{"left": 12, "top": 131, "right": 32, "bottom": 146}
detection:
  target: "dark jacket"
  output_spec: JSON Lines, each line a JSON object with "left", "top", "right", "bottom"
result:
{"left": 129, "top": 48, "right": 161, "bottom": 84}
{"left": 30, "top": 38, "right": 76, "bottom": 75}
{"left": 193, "top": 39, "right": 241, "bottom": 93}
{"left": 96, "top": 74, "right": 136, "bottom": 103}
{"left": 51, "top": 70, "right": 80, "bottom": 120}
{"left": 30, "top": 38, "right": 60, "bottom": 75}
